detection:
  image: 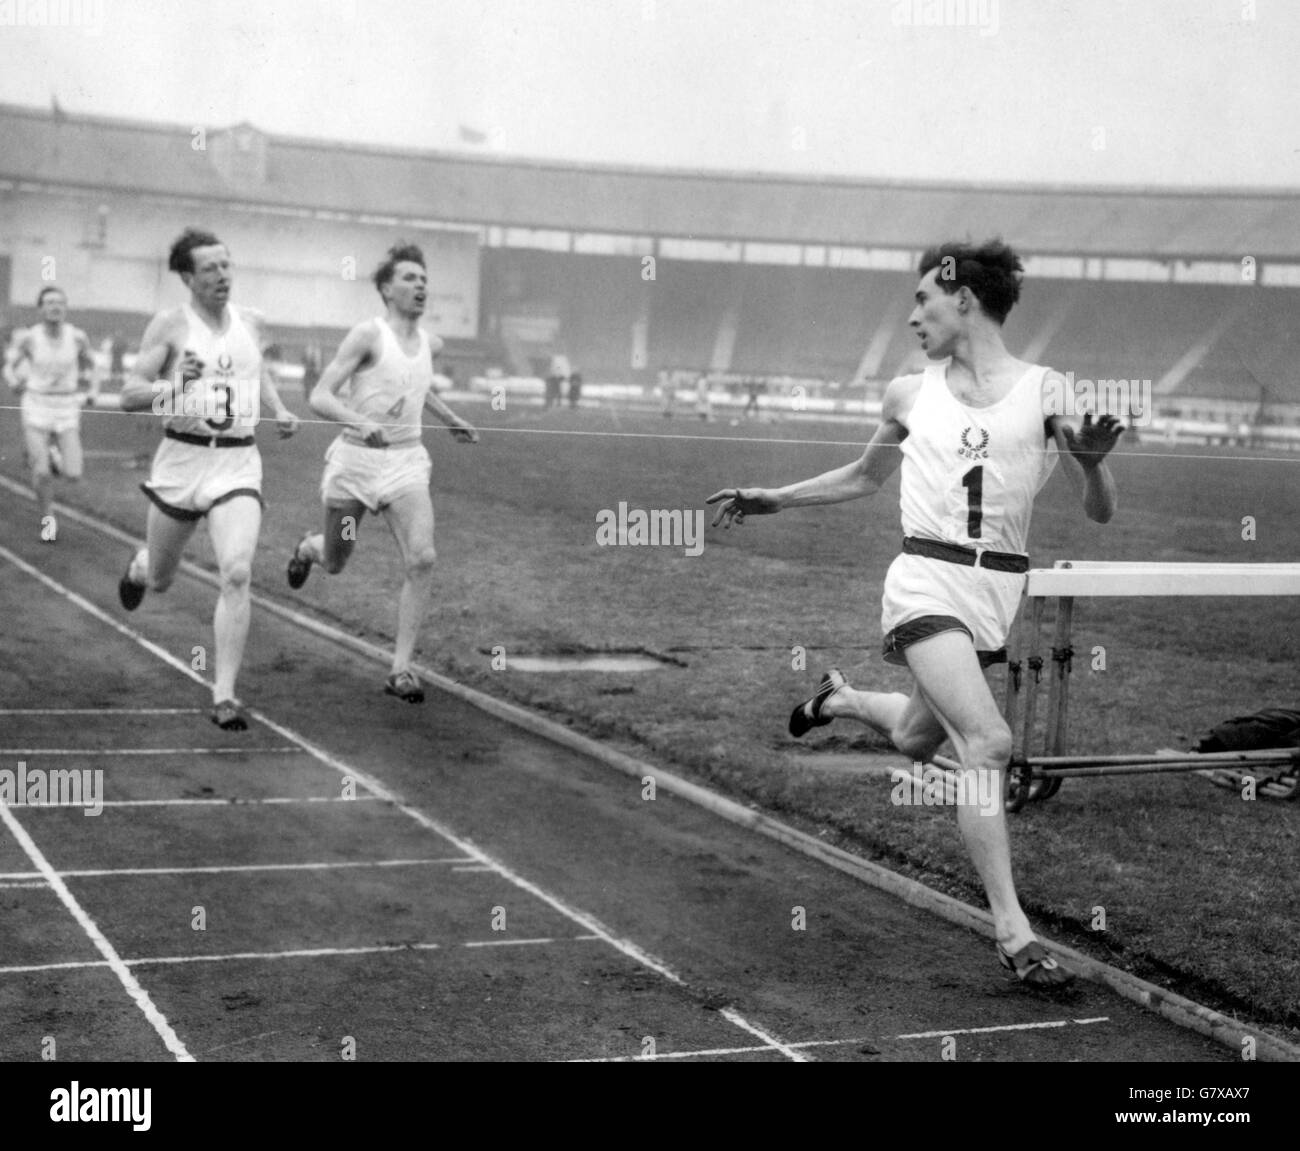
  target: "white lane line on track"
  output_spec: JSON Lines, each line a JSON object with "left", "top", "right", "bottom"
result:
{"left": 0, "top": 541, "right": 387, "bottom": 802}
{"left": 0, "top": 747, "right": 304, "bottom": 756}
{"left": 247, "top": 709, "right": 805, "bottom": 1064}
{"left": 132, "top": 944, "right": 445, "bottom": 966}
{"left": 0, "top": 935, "right": 604, "bottom": 974}
{"left": 571, "top": 1046, "right": 789, "bottom": 1062}
{"left": 569, "top": 1017, "right": 1115, "bottom": 1060}
{"left": 202, "top": 1031, "right": 281, "bottom": 1055}
{"left": 0, "top": 800, "right": 193, "bottom": 1061}
{"left": 0, "top": 856, "right": 465, "bottom": 881}
{"left": 463, "top": 935, "right": 602, "bottom": 948}
{"left": 92, "top": 796, "right": 385, "bottom": 808}
{"left": 719, "top": 1007, "right": 810, "bottom": 1058}
{"left": 895, "top": 1018, "right": 1110, "bottom": 1040}
{"left": 0, "top": 798, "right": 384, "bottom": 817}
{"left": 0, "top": 960, "right": 111, "bottom": 974}
{"left": 15, "top": 486, "right": 1300, "bottom": 1063}
{"left": 58, "top": 858, "right": 471, "bottom": 878}
{"left": 0, "top": 540, "right": 809, "bottom": 1063}
{"left": 0, "top": 708, "right": 206, "bottom": 715}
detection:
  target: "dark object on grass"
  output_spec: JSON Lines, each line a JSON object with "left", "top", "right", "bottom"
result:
{"left": 1196, "top": 708, "right": 1300, "bottom": 754}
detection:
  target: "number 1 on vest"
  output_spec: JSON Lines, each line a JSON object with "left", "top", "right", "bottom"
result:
{"left": 961, "top": 465, "right": 983, "bottom": 538}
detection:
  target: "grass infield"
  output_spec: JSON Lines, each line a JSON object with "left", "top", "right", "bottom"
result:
{"left": 7, "top": 395, "right": 1298, "bottom": 1039}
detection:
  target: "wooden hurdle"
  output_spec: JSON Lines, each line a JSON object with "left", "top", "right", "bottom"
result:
{"left": 998, "top": 562, "right": 1300, "bottom": 811}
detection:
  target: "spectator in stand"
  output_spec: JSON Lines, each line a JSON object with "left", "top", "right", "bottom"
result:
{"left": 302, "top": 344, "right": 322, "bottom": 402}
{"left": 658, "top": 369, "right": 675, "bottom": 418}
{"left": 546, "top": 352, "right": 570, "bottom": 409}
{"left": 109, "top": 331, "right": 126, "bottom": 388}
{"left": 694, "top": 372, "right": 712, "bottom": 422}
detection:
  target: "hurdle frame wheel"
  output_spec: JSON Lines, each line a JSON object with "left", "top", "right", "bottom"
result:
{"left": 997, "top": 561, "right": 1300, "bottom": 810}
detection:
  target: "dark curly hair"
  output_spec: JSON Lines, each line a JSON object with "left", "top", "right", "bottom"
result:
{"left": 373, "top": 243, "right": 426, "bottom": 297}
{"left": 918, "top": 239, "right": 1024, "bottom": 325}
{"left": 168, "top": 227, "right": 225, "bottom": 275}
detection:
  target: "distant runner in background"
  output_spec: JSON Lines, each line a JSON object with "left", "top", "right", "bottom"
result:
{"left": 5, "top": 286, "right": 97, "bottom": 541}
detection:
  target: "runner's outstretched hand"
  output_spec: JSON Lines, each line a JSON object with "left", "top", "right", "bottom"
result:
{"left": 706, "top": 487, "right": 780, "bottom": 528}
{"left": 1061, "top": 412, "right": 1124, "bottom": 470}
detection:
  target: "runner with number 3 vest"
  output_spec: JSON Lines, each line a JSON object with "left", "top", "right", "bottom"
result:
{"left": 116, "top": 227, "right": 300, "bottom": 731}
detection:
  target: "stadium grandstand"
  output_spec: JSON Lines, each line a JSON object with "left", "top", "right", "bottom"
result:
{"left": 3, "top": 101, "right": 1300, "bottom": 445}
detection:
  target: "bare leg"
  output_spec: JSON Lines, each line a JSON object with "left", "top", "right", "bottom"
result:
{"left": 899, "top": 630, "right": 1035, "bottom": 952}
{"left": 380, "top": 488, "right": 436, "bottom": 675}
{"left": 206, "top": 496, "right": 262, "bottom": 704}
{"left": 298, "top": 501, "right": 365, "bottom": 574}
{"left": 137, "top": 503, "right": 200, "bottom": 591}
{"left": 55, "top": 424, "right": 84, "bottom": 482}
{"left": 23, "top": 424, "right": 54, "bottom": 520}
{"left": 826, "top": 686, "right": 912, "bottom": 741}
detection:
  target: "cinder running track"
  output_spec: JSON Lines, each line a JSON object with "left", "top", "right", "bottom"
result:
{"left": 0, "top": 501, "right": 1237, "bottom": 1063}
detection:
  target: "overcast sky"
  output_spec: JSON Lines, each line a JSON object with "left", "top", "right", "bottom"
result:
{"left": 1, "top": 0, "right": 1297, "bottom": 188}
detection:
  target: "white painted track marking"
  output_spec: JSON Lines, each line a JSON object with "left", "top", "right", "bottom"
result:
{"left": 1, "top": 747, "right": 304, "bottom": 756}
{"left": 86, "top": 796, "right": 384, "bottom": 808}
{"left": 569, "top": 1017, "right": 1114, "bottom": 1060}
{"left": 2, "top": 801, "right": 382, "bottom": 806}
{"left": 0, "top": 708, "right": 205, "bottom": 715}
{"left": 0, "top": 801, "right": 194, "bottom": 1061}
{"left": 0, "top": 540, "right": 809, "bottom": 1062}
{"left": 247, "top": 709, "right": 811, "bottom": 1063}
{"left": 896, "top": 1018, "right": 1111, "bottom": 1039}
{"left": 0, "top": 935, "right": 605, "bottom": 975}
{"left": 464, "top": 935, "right": 602, "bottom": 948}
{"left": 56, "top": 858, "right": 470, "bottom": 878}
{"left": 8, "top": 481, "right": 1300, "bottom": 1061}
{"left": 0, "top": 542, "right": 386, "bottom": 801}
{"left": 1, "top": 798, "right": 384, "bottom": 813}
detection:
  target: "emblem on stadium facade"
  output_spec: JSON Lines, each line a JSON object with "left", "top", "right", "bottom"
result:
{"left": 958, "top": 426, "right": 990, "bottom": 460}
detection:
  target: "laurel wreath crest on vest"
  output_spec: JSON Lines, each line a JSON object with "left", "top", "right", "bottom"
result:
{"left": 959, "top": 426, "right": 990, "bottom": 458}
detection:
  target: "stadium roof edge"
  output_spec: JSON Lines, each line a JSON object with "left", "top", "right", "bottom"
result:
{"left": 7, "top": 101, "right": 1300, "bottom": 258}
{"left": 5, "top": 100, "right": 1299, "bottom": 203}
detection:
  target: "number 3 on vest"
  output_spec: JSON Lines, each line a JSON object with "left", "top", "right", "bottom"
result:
{"left": 206, "top": 383, "right": 235, "bottom": 431}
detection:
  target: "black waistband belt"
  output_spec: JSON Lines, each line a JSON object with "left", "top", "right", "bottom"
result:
{"left": 338, "top": 434, "right": 424, "bottom": 450}
{"left": 902, "top": 535, "right": 1029, "bottom": 574}
{"left": 165, "top": 429, "right": 255, "bottom": 449}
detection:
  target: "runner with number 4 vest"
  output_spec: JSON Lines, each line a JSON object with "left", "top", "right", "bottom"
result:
{"left": 285, "top": 242, "right": 479, "bottom": 705}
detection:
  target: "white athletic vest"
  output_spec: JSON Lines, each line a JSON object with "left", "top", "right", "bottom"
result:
{"left": 26, "top": 324, "right": 81, "bottom": 405}
{"left": 898, "top": 362, "right": 1057, "bottom": 554}
{"left": 341, "top": 319, "right": 435, "bottom": 446}
{"left": 166, "top": 303, "right": 261, "bottom": 438}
